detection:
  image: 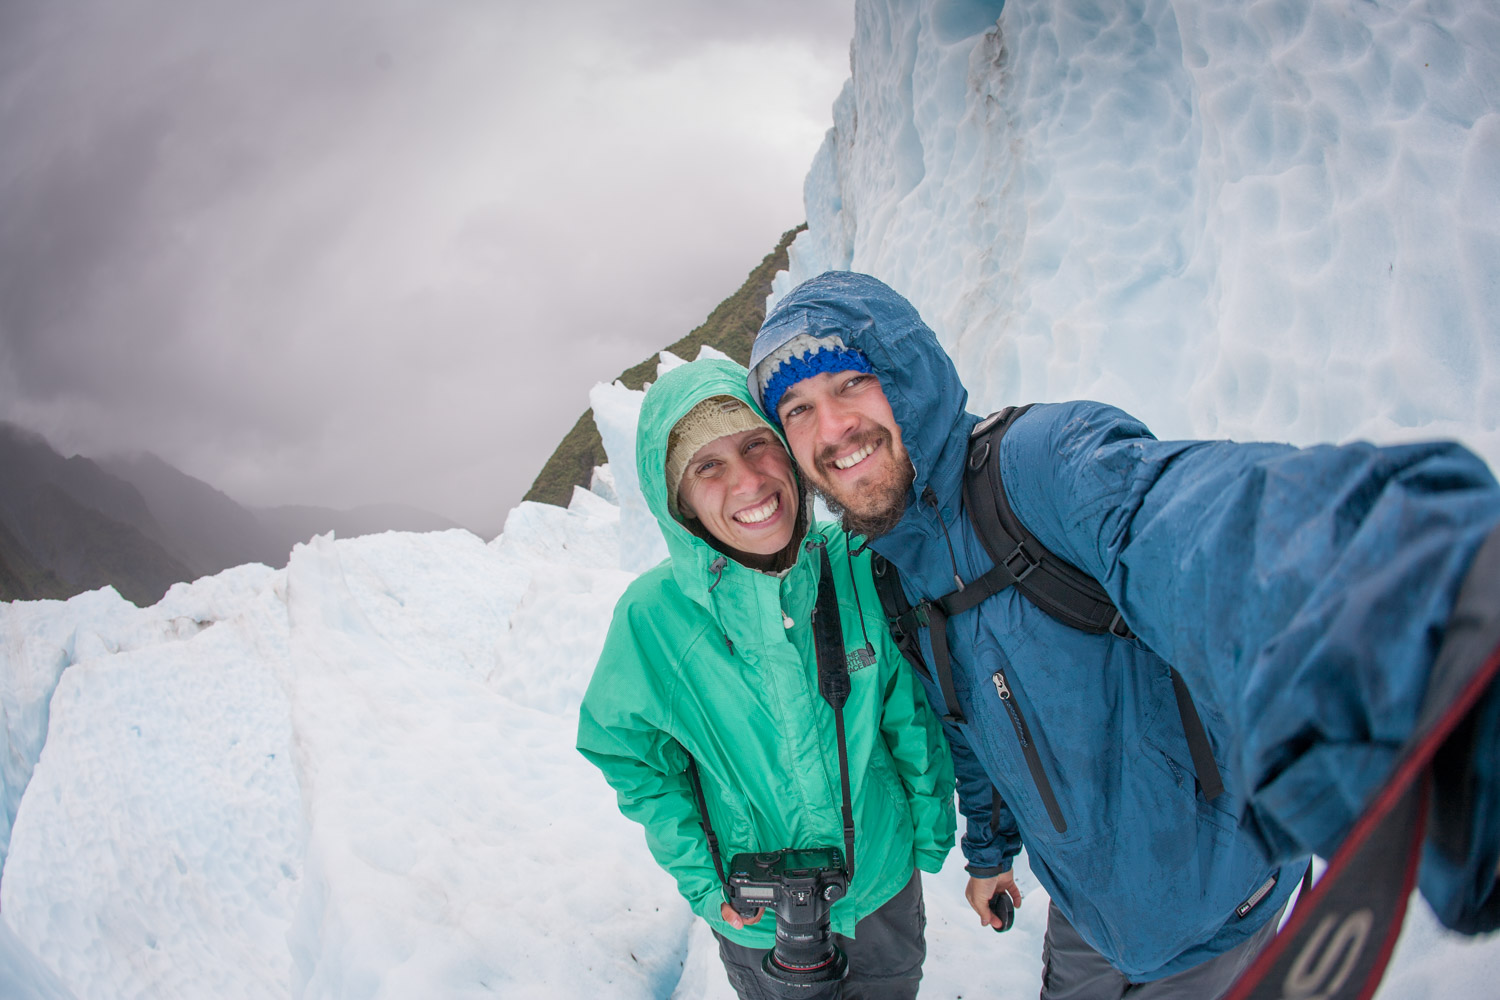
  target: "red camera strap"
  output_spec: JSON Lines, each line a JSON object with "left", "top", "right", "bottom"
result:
{"left": 1225, "top": 527, "right": 1500, "bottom": 1000}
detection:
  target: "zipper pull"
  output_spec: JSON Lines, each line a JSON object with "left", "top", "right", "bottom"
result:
{"left": 992, "top": 671, "right": 1011, "bottom": 700}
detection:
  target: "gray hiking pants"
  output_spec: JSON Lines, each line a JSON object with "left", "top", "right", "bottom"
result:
{"left": 1040, "top": 898, "right": 1286, "bottom": 1000}
{"left": 713, "top": 869, "right": 926, "bottom": 1000}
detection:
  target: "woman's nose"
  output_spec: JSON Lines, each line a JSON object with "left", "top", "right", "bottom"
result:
{"left": 729, "top": 459, "right": 767, "bottom": 496}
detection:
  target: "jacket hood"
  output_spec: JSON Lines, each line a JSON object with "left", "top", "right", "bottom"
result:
{"left": 751, "top": 271, "right": 976, "bottom": 511}
{"left": 636, "top": 357, "right": 808, "bottom": 602}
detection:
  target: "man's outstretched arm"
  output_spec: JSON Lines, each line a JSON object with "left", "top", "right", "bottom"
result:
{"left": 1002, "top": 399, "right": 1500, "bottom": 931}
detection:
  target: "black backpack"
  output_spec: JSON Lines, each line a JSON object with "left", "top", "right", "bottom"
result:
{"left": 869, "top": 405, "right": 1225, "bottom": 833}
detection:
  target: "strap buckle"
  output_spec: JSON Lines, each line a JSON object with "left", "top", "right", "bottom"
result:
{"left": 1003, "top": 543, "right": 1040, "bottom": 583}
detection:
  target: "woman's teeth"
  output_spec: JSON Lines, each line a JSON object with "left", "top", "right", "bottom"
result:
{"left": 735, "top": 494, "right": 780, "bottom": 524}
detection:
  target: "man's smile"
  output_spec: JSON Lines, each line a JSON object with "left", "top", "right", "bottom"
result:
{"left": 833, "top": 441, "right": 878, "bottom": 471}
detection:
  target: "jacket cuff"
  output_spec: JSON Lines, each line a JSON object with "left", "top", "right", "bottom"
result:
{"left": 965, "top": 860, "right": 1011, "bottom": 878}
{"left": 916, "top": 849, "right": 948, "bottom": 874}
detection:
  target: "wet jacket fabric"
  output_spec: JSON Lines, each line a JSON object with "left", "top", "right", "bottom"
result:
{"left": 576, "top": 357, "right": 955, "bottom": 949}
{"left": 751, "top": 271, "right": 1500, "bottom": 979}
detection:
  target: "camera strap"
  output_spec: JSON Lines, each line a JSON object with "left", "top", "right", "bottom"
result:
{"left": 685, "top": 541, "right": 860, "bottom": 898}
{"left": 686, "top": 756, "right": 731, "bottom": 892}
{"left": 811, "top": 541, "right": 857, "bottom": 882}
{"left": 1223, "top": 524, "right": 1500, "bottom": 1000}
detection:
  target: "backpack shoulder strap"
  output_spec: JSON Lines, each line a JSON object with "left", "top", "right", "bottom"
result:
{"left": 872, "top": 552, "right": 966, "bottom": 726}
{"left": 964, "top": 405, "right": 1132, "bottom": 638}
{"left": 870, "top": 553, "right": 925, "bottom": 676}
{"left": 965, "top": 406, "right": 1226, "bottom": 801}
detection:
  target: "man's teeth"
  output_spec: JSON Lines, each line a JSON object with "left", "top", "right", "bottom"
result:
{"left": 735, "top": 494, "right": 780, "bottom": 524}
{"left": 833, "top": 442, "right": 876, "bottom": 470}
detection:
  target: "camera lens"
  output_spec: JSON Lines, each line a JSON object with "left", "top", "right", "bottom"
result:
{"left": 764, "top": 920, "right": 848, "bottom": 995}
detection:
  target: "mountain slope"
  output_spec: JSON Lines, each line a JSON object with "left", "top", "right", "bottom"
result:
{"left": 0, "top": 515, "right": 72, "bottom": 603}
{"left": 99, "top": 452, "right": 285, "bottom": 574}
{"left": 15, "top": 483, "right": 196, "bottom": 606}
{"left": 522, "top": 225, "right": 804, "bottom": 507}
{"left": 0, "top": 424, "right": 194, "bottom": 605}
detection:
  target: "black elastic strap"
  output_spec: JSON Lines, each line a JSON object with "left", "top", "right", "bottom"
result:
{"left": 1169, "top": 667, "right": 1227, "bottom": 801}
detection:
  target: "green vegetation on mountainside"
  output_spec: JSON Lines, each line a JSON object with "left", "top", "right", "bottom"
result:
{"left": 522, "top": 225, "right": 804, "bottom": 508}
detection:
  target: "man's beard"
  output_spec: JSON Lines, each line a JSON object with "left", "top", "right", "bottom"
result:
{"left": 811, "top": 428, "right": 915, "bottom": 540}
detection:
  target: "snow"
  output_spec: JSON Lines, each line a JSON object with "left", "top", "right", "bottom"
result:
{"left": 776, "top": 0, "right": 1500, "bottom": 469}
{"left": 4, "top": 0, "right": 1500, "bottom": 997}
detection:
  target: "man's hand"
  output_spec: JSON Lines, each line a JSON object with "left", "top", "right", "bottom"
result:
{"left": 965, "top": 872, "right": 1022, "bottom": 928}
{"left": 720, "top": 902, "right": 764, "bottom": 929}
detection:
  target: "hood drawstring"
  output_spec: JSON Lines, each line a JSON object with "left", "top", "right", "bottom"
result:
{"left": 706, "top": 556, "right": 733, "bottom": 652}
{"left": 923, "top": 486, "right": 966, "bottom": 592}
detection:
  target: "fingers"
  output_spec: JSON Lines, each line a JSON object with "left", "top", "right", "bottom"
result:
{"left": 719, "top": 902, "right": 765, "bottom": 929}
{"left": 965, "top": 875, "right": 1003, "bottom": 925}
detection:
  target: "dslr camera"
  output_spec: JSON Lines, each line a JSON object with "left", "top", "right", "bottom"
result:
{"left": 726, "top": 848, "right": 849, "bottom": 995}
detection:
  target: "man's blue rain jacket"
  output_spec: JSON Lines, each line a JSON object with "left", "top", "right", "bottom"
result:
{"left": 750, "top": 270, "right": 1500, "bottom": 981}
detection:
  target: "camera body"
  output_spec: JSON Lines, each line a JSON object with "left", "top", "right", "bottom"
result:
{"left": 726, "top": 848, "right": 849, "bottom": 923}
{"left": 727, "top": 848, "right": 850, "bottom": 994}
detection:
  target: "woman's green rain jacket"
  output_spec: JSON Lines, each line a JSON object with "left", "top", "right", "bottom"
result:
{"left": 576, "top": 358, "right": 955, "bottom": 948}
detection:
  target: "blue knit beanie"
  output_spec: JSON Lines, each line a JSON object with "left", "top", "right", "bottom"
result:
{"left": 759, "top": 341, "right": 874, "bottom": 426}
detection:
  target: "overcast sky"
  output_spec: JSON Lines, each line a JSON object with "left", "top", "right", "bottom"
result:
{"left": 0, "top": 0, "right": 853, "bottom": 535}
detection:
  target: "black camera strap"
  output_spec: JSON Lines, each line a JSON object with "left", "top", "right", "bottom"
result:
{"left": 686, "top": 756, "right": 730, "bottom": 892}
{"left": 685, "top": 541, "right": 859, "bottom": 896}
{"left": 811, "top": 541, "right": 858, "bottom": 881}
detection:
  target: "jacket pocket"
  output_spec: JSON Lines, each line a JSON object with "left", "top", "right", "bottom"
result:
{"left": 1141, "top": 735, "right": 1237, "bottom": 842}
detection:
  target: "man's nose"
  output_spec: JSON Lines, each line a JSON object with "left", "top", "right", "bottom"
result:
{"left": 816, "top": 395, "right": 859, "bottom": 442}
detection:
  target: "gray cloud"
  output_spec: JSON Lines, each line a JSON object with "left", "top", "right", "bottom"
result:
{"left": 0, "top": 0, "right": 851, "bottom": 534}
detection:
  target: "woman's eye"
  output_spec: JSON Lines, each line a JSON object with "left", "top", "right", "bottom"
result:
{"left": 695, "top": 460, "right": 721, "bottom": 476}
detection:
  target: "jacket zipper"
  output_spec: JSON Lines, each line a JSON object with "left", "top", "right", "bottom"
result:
{"left": 992, "top": 669, "right": 1067, "bottom": 833}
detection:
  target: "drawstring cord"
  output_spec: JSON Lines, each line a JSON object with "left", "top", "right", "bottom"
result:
{"left": 707, "top": 556, "right": 732, "bottom": 652}
{"left": 923, "top": 486, "right": 966, "bottom": 592}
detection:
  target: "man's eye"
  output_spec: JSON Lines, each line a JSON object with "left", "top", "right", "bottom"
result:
{"left": 781, "top": 403, "right": 807, "bottom": 421}
{"left": 844, "top": 374, "right": 869, "bottom": 391}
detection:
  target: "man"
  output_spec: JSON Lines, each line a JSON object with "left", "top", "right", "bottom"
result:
{"left": 745, "top": 270, "right": 1500, "bottom": 999}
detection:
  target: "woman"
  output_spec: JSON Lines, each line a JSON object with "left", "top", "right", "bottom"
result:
{"left": 576, "top": 358, "right": 955, "bottom": 999}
